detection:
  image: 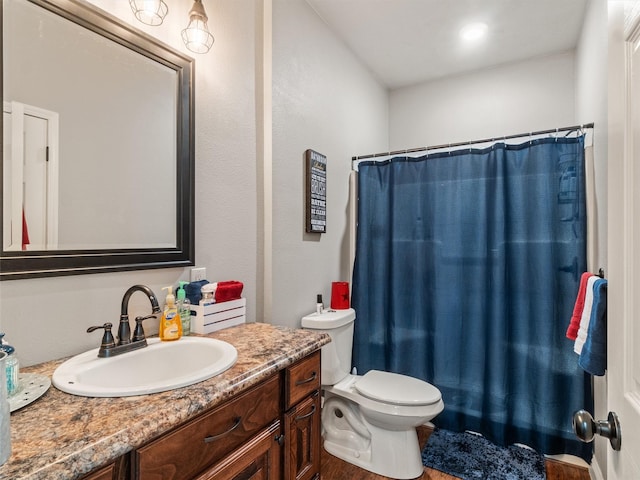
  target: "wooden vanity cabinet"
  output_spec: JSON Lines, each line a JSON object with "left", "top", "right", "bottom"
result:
{"left": 133, "top": 375, "right": 281, "bottom": 480}
{"left": 81, "top": 455, "right": 129, "bottom": 480}
{"left": 192, "top": 421, "right": 282, "bottom": 480}
{"left": 283, "top": 351, "right": 321, "bottom": 480}
{"left": 81, "top": 464, "right": 115, "bottom": 480}
{"left": 124, "top": 349, "right": 322, "bottom": 480}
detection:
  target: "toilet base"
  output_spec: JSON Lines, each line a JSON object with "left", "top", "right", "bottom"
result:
{"left": 323, "top": 425, "right": 424, "bottom": 479}
{"left": 322, "top": 396, "right": 425, "bottom": 479}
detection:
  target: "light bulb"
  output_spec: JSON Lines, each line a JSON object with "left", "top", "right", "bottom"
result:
{"left": 182, "top": 1, "right": 215, "bottom": 54}
{"left": 460, "top": 22, "right": 488, "bottom": 42}
{"left": 129, "top": 0, "right": 168, "bottom": 26}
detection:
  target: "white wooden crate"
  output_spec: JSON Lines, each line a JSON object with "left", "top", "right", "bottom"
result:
{"left": 191, "top": 297, "right": 246, "bottom": 334}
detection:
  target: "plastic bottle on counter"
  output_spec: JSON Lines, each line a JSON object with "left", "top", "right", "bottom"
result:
{"left": 177, "top": 281, "right": 191, "bottom": 336}
{"left": 159, "top": 286, "right": 182, "bottom": 341}
{"left": 201, "top": 283, "right": 217, "bottom": 306}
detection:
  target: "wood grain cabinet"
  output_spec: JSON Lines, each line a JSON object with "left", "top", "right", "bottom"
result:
{"left": 81, "top": 349, "right": 323, "bottom": 480}
{"left": 81, "top": 464, "right": 115, "bottom": 480}
{"left": 80, "top": 456, "right": 129, "bottom": 480}
{"left": 192, "top": 421, "right": 282, "bottom": 480}
{"left": 283, "top": 351, "right": 321, "bottom": 480}
{"left": 134, "top": 375, "right": 281, "bottom": 480}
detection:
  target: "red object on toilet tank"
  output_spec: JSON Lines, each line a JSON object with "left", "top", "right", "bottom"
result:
{"left": 330, "top": 282, "right": 350, "bottom": 309}
{"left": 215, "top": 281, "right": 244, "bottom": 303}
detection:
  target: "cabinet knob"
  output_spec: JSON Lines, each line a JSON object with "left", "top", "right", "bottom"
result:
{"left": 275, "top": 434, "right": 285, "bottom": 446}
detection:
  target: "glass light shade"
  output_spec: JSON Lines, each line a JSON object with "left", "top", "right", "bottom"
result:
{"left": 181, "top": 17, "right": 215, "bottom": 54}
{"left": 129, "top": 0, "right": 168, "bottom": 26}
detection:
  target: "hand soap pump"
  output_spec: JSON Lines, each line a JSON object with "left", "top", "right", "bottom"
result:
{"left": 160, "top": 286, "right": 182, "bottom": 341}
{"left": 177, "top": 281, "right": 191, "bottom": 336}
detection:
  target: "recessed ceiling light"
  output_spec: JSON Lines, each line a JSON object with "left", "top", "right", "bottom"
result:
{"left": 460, "top": 22, "right": 488, "bottom": 42}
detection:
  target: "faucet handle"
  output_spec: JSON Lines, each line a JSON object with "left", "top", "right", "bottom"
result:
{"left": 87, "top": 323, "right": 116, "bottom": 354}
{"left": 132, "top": 315, "right": 156, "bottom": 343}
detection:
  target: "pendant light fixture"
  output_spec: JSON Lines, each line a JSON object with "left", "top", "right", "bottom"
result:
{"left": 129, "top": 0, "right": 215, "bottom": 55}
{"left": 181, "top": 0, "right": 215, "bottom": 54}
{"left": 129, "top": 0, "right": 169, "bottom": 26}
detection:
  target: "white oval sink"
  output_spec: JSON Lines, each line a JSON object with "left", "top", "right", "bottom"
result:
{"left": 52, "top": 337, "right": 237, "bottom": 397}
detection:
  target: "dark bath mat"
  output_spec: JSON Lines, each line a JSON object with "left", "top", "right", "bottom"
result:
{"left": 421, "top": 428, "right": 546, "bottom": 480}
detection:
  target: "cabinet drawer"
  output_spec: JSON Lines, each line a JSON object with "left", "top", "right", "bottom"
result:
{"left": 135, "top": 375, "right": 281, "bottom": 480}
{"left": 285, "top": 350, "right": 320, "bottom": 409}
{"left": 81, "top": 464, "right": 113, "bottom": 480}
{"left": 192, "top": 421, "right": 282, "bottom": 480}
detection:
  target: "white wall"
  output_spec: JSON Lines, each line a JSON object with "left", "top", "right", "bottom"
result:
{"left": 0, "top": 0, "right": 260, "bottom": 366}
{"left": 574, "top": 0, "right": 608, "bottom": 475}
{"left": 270, "top": 0, "right": 388, "bottom": 329}
{"left": 576, "top": 0, "right": 608, "bottom": 270}
{"left": 1, "top": 0, "right": 388, "bottom": 364}
{"left": 389, "top": 52, "right": 576, "bottom": 149}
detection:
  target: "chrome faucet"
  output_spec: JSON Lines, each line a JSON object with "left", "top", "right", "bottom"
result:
{"left": 87, "top": 284, "right": 161, "bottom": 358}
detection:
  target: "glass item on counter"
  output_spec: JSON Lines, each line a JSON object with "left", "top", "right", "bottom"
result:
{"left": 0, "top": 351, "right": 11, "bottom": 465}
{"left": 0, "top": 334, "right": 19, "bottom": 396}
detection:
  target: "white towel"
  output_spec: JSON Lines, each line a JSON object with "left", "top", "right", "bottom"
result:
{"left": 574, "top": 276, "right": 598, "bottom": 354}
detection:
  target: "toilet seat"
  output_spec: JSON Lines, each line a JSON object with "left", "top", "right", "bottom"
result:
{"left": 354, "top": 370, "right": 441, "bottom": 406}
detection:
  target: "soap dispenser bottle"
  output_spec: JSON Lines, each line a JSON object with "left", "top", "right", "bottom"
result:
{"left": 177, "top": 281, "right": 191, "bottom": 336}
{"left": 159, "top": 286, "right": 182, "bottom": 341}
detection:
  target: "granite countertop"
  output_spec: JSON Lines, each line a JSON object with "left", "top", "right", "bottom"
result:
{"left": 0, "top": 322, "right": 330, "bottom": 480}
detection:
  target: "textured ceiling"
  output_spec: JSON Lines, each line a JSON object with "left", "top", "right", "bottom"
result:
{"left": 306, "top": 0, "right": 589, "bottom": 89}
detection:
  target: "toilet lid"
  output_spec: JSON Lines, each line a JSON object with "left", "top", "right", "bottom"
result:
{"left": 354, "top": 370, "right": 441, "bottom": 406}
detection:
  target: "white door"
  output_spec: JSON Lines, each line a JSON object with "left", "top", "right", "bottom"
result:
{"left": 607, "top": 3, "right": 640, "bottom": 479}
{"left": 2, "top": 101, "right": 59, "bottom": 250}
{"left": 21, "top": 113, "right": 49, "bottom": 250}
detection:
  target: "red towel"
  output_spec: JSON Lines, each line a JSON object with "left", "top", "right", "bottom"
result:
{"left": 215, "top": 281, "right": 244, "bottom": 303}
{"left": 566, "top": 272, "right": 594, "bottom": 340}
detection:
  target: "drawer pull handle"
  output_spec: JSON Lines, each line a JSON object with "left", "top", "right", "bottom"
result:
{"left": 204, "top": 417, "right": 242, "bottom": 443}
{"left": 295, "top": 371, "right": 317, "bottom": 386}
{"left": 295, "top": 405, "right": 316, "bottom": 421}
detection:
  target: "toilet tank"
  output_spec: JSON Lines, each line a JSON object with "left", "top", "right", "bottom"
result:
{"left": 302, "top": 308, "right": 356, "bottom": 386}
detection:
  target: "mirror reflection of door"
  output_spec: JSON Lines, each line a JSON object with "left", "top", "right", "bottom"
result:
{"left": 2, "top": 101, "right": 59, "bottom": 251}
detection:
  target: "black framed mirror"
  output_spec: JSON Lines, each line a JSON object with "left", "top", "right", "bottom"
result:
{"left": 1, "top": 0, "right": 195, "bottom": 280}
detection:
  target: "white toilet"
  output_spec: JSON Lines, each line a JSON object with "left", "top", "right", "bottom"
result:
{"left": 302, "top": 308, "right": 444, "bottom": 479}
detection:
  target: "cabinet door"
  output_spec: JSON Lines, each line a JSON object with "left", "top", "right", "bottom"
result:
{"left": 193, "top": 421, "right": 282, "bottom": 480}
{"left": 284, "top": 393, "right": 320, "bottom": 480}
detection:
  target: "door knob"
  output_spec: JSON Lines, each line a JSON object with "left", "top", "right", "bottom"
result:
{"left": 572, "top": 410, "right": 621, "bottom": 451}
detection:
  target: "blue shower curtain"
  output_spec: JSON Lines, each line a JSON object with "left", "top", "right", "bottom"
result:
{"left": 352, "top": 136, "right": 592, "bottom": 462}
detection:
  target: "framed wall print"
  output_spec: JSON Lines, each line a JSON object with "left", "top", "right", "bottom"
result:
{"left": 305, "top": 149, "right": 326, "bottom": 233}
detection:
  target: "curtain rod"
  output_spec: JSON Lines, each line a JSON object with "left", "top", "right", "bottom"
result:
{"left": 351, "top": 123, "right": 595, "bottom": 161}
